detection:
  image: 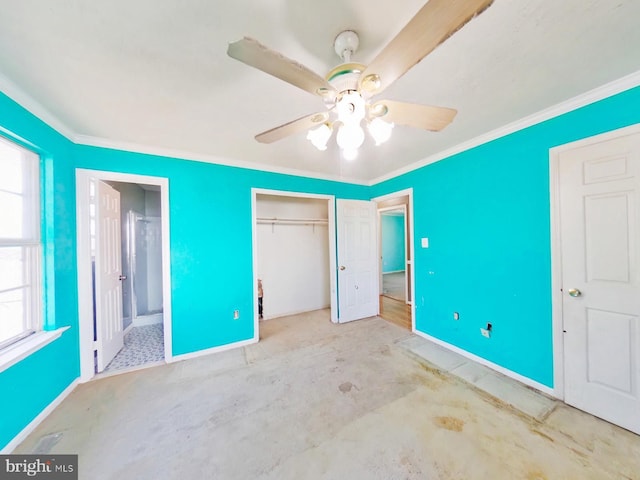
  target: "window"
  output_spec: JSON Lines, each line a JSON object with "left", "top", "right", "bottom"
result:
{"left": 0, "top": 136, "right": 42, "bottom": 350}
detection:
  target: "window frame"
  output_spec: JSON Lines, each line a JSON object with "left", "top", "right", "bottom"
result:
{"left": 0, "top": 135, "right": 43, "bottom": 351}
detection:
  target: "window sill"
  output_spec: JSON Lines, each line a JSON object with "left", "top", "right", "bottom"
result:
{"left": 0, "top": 327, "right": 70, "bottom": 374}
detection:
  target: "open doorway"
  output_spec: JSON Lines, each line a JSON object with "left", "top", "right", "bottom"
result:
{"left": 380, "top": 206, "right": 407, "bottom": 302}
{"left": 100, "top": 181, "right": 164, "bottom": 373}
{"left": 76, "top": 170, "right": 172, "bottom": 382}
{"left": 251, "top": 189, "right": 337, "bottom": 342}
{"left": 375, "top": 189, "right": 414, "bottom": 331}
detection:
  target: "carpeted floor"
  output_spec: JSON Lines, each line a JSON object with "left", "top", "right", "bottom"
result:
{"left": 16, "top": 310, "right": 640, "bottom": 479}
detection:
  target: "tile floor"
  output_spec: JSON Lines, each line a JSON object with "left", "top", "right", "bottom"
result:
{"left": 103, "top": 324, "right": 164, "bottom": 372}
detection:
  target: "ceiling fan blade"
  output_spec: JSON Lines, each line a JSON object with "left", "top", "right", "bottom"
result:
{"left": 359, "top": 0, "right": 493, "bottom": 95}
{"left": 228, "top": 37, "right": 336, "bottom": 98}
{"left": 370, "top": 100, "right": 457, "bottom": 131}
{"left": 255, "top": 111, "right": 330, "bottom": 144}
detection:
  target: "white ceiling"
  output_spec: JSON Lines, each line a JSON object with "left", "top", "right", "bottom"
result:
{"left": 0, "top": 0, "right": 638, "bottom": 184}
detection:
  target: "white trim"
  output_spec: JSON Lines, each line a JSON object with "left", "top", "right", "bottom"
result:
{"left": 327, "top": 197, "right": 337, "bottom": 323}
{"left": 370, "top": 70, "right": 640, "bottom": 186}
{"left": 548, "top": 122, "right": 640, "bottom": 400}
{"left": 92, "top": 360, "right": 165, "bottom": 380}
{"left": 251, "top": 188, "right": 338, "bottom": 332}
{"left": 131, "top": 313, "right": 163, "bottom": 327}
{"left": 75, "top": 135, "right": 370, "bottom": 186}
{"left": 0, "top": 327, "right": 69, "bottom": 374}
{"left": 251, "top": 190, "right": 260, "bottom": 342}
{"left": 75, "top": 169, "right": 173, "bottom": 383}
{"left": 261, "top": 305, "right": 331, "bottom": 321}
{"left": 414, "top": 330, "right": 556, "bottom": 397}
{"left": 372, "top": 188, "right": 416, "bottom": 330}
{"left": 172, "top": 337, "right": 257, "bottom": 363}
{"left": 549, "top": 122, "right": 640, "bottom": 154}
{"left": 549, "top": 147, "right": 565, "bottom": 400}
{"left": 0, "top": 72, "right": 76, "bottom": 141}
{"left": 2, "top": 63, "right": 637, "bottom": 187}
{"left": 1, "top": 377, "right": 79, "bottom": 453}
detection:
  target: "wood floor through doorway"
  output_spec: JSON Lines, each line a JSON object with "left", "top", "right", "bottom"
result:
{"left": 380, "top": 295, "right": 411, "bottom": 330}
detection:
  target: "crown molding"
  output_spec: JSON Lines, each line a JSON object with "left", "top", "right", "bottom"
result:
{"left": 0, "top": 71, "right": 76, "bottom": 141}
{"left": 73, "top": 135, "right": 370, "bottom": 186}
{"left": 369, "top": 69, "right": 640, "bottom": 186}
{"left": 2, "top": 66, "right": 638, "bottom": 188}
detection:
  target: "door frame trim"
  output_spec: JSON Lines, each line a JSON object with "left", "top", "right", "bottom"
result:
{"left": 372, "top": 188, "right": 415, "bottom": 332}
{"left": 75, "top": 169, "right": 173, "bottom": 382}
{"left": 549, "top": 122, "right": 640, "bottom": 400}
{"left": 251, "top": 188, "right": 337, "bottom": 337}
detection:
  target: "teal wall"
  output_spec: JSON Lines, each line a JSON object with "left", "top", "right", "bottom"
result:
{"left": 371, "top": 85, "right": 640, "bottom": 387}
{"left": 0, "top": 94, "right": 79, "bottom": 450}
{"left": 2, "top": 82, "right": 640, "bottom": 450}
{"left": 0, "top": 91, "right": 368, "bottom": 450}
{"left": 381, "top": 214, "right": 405, "bottom": 273}
{"left": 74, "top": 146, "right": 369, "bottom": 356}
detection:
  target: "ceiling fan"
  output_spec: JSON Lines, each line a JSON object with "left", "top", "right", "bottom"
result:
{"left": 227, "top": 0, "right": 493, "bottom": 160}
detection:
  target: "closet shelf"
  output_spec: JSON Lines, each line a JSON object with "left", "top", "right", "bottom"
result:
{"left": 257, "top": 217, "right": 328, "bottom": 226}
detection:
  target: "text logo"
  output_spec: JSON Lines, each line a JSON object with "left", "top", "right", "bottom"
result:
{"left": 0, "top": 455, "right": 77, "bottom": 479}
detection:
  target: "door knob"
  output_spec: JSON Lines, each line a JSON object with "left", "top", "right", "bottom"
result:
{"left": 119, "top": 275, "right": 127, "bottom": 281}
{"left": 568, "top": 288, "right": 581, "bottom": 297}
{"left": 339, "top": 266, "right": 346, "bottom": 271}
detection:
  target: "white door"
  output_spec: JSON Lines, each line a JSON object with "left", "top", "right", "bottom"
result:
{"left": 95, "top": 181, "right": 124, "bottom": 372}
{"left": 336, "top": 199, "right": 378, "bottom": 322}
{"left": 559, "top": 129, "right": 640, "bottom": 434}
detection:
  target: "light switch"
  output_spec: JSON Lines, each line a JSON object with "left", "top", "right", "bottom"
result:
{"left": 421, "top": 237, "right": 429, "bottom": 248}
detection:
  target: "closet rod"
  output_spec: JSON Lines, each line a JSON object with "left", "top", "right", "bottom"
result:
{"left": 257, "top": 217, "right": 328, "bottom": 225}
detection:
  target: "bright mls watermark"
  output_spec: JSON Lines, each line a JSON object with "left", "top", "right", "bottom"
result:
{"left": 0, "top": 455, "right": 77, "bottom": 479}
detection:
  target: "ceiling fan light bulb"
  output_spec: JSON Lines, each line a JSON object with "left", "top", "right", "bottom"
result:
{"left": 368, "top": 118, "right": 394, "bottom": 145}
{"left": 336, "top": 123, "right": 365, "bottom": 151}
{"left": 307, "top": 123, "right": 332, "bottom": 151}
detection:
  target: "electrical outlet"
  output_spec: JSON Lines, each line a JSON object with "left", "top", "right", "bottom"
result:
{"left": 453, "top": 312, "right": 459, "bottom": 320}
{"left": 233, "top": 310, "right": 240, "bottom": 320}
{"left": 480, "top": 323, "right": 492, "bottom": 338}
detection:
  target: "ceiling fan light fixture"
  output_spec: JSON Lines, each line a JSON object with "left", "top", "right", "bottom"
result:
{"left": 336, "top": 91, "right": 365, "bottom": 125}
{"left": 368, "top": 118, "right": 394, "bottom": 145}
{"left": 361, "top": 73, "right": 381, "bottom": 93}
{"left": 306, "top": 123, "right": 332, "bottom": 151}
{"left": 336, "top": 122, "right": 365, "bottom": 152}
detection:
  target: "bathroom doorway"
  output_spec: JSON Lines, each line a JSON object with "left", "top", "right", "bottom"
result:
{"left": 100, "top": 182, "right": 165, "bottom": 373}
{"left": 76, "top": 169, "right": 172, "bottom": 382}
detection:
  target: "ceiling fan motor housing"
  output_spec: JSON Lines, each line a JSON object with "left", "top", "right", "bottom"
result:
{"left": 326, "top": 63, "right": 366, "bottom": 96}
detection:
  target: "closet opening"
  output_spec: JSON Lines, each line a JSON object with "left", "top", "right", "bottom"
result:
{"left": 252, "top": 190, "right": 337, "bottom": 342}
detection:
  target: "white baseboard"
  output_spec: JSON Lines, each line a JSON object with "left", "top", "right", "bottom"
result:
{"left": 132, "top": 313, "right": 163, "bottom": 327}
{"left": 262, "top": 305, "right": 331, "bottom": 321}
{"left": 1, "top": 378, "right": 79, "bottom": 453}
{"left": 413, "top": 330, "right": 556, "bottom": 397}
{"left": 171, "top": 337, "right": 257, "bottom": 363}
